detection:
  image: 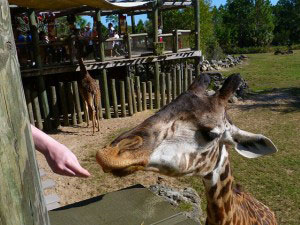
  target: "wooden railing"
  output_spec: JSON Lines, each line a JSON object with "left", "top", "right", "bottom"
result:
{"left": 16, "top": 30, "right": 193, "bottom": 69}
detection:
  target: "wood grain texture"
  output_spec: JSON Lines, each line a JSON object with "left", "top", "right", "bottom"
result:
{"left": 0, "top": 1, "right": 50, "bottom": 224}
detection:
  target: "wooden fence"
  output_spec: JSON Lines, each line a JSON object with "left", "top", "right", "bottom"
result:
{"left": 24, "top": 65, "right": 196, "bottom": 131}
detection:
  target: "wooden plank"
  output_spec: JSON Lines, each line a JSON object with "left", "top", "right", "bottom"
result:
{"left": 44, "top": 194, "right": 60, "bottom": 205}
{"left": 31, "top": 90, "right": 43, "bottom": 130}
{"left": 50, "top": 86, "right": 61, "bottom": 128}
{"left": 58, "top": 82, "right": 69, "bottom": 126}
{"left": 135, "top": 76, "right": 142, "bottom": 112}
{"left": 120, "top": 81, "right": 127, "bottom": 117}
{"left": 176, "top": 68, "right": 182, "bottom": 96}
{"left": 183, "top": 63, "right": 188, "bottom": 92}
{"left": 42, "top": 179, "right": 56, "bottom": 190}
{"left": 166, "top": 73, "right": 172, "bottom": 104}
{"left": 142, "top": 82, "right": 147, "bottom": 110}
{"left": 111, "top": 79, "right": 119, "bottom": 118}
{"left": 160, "top": 73, "right": 166, "bottom": 107}
{"left": 66, "top": 82, "right": 77, "bottom": 125}
{"left": 147, "top": 81, "right": 153, "bottom": 110}
{"left": 72, "top": 81, "right": 83, "bottom": 124}
{"left": 0, "top": 1, "right": 50, "bottom": 223}
{"left": 24, "top": 87, "right": 35, "bottom": 125}
{"left": 131, "top": 78, "right": 137, "bottom": 114}
{"left": 126, "top": 77, "right": 133, "bottom": 116}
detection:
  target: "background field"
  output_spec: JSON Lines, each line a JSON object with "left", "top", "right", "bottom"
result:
{"left": 38, "top": 50, "right": 300, "bottom": 225}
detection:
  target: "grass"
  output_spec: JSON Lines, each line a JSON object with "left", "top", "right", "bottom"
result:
{"left": 180, "top": 50, "right": 300, "bottom": 224}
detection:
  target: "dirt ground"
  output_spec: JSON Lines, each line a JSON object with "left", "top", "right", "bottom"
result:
{"left": 37, "top": 89, "right": 296, "bottom": 206}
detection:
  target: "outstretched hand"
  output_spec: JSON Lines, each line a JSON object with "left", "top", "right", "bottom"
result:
{"left": 31, "top": 125, "right": 90, "bottom": 178}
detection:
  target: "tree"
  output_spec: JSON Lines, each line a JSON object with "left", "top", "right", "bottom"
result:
{"left": 136, "top": 19, "right": 146, "bottom": 33}
{"left": 273, "top": 0, "right": 300, "bottom": 45}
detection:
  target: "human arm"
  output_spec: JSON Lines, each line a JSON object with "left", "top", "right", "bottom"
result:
{"left": 31, "top": 125, "right": 90, "bottom": 178}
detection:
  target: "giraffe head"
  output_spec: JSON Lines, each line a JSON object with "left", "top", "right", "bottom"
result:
{"left": 96, "top": 74, "right": 277, "bottom": 177}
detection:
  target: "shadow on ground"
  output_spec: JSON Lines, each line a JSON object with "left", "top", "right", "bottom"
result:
{"left": 236, "top": 87, "right": 300, "bottom": 113}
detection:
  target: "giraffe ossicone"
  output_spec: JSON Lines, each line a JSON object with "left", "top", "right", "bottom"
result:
{"left": 96, "top": 73, "right": 278, "bottom": 225}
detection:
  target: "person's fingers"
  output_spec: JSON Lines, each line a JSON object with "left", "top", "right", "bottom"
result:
{"left": 66, "top": 161, "right": 91, "bottom": 178}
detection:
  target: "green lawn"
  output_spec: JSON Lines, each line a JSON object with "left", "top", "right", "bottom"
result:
{"left": 180, "top": 50, "right": 300, "bottom": 225}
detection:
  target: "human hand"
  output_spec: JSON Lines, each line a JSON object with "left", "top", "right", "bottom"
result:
{"left": 31, "top": 125, "right": 90, "bottom": 178}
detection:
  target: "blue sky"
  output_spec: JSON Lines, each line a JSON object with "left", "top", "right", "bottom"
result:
{"left": 84, "top": 0, "right": 279, "bottom": 27}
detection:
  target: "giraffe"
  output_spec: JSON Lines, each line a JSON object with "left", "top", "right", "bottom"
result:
{"left": 96, "top": 74, "right": 278, "bottom": 225}
{"left": 77, "top": 58, "right": 101, "bottom": 134}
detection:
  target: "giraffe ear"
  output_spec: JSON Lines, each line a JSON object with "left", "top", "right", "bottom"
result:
{"left": 218, "top": 74, "right": 242, "bottom": 102}
{"left": 188, "top": 74, "right": 211, "bottom": 94}
{"left": 226, "top": 128, "right": 278, "bottom": 158}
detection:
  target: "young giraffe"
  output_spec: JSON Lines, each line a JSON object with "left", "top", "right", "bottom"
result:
{"left": 96, "top": 74, "right": 278, "bottom": 225}
{"left": 77, "top": 58, "right": 101, "bottom": 134}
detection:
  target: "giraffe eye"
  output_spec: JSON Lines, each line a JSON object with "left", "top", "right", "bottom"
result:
{"left": 201, "top": 130, "right": 220, "bottom": 142}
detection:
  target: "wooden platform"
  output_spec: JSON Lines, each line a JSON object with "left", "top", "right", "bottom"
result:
{"left": 49, "top": 184, "right": 199, "bottom": 225}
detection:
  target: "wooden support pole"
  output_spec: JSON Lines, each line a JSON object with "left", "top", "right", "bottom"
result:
{"left": 135, "top": 76, "right": 142, "bottom": 112}
{"left": 120, "top": 81, "right": 126, "bottom": 117}
{"left": 126, "top": 34, "right": 132, "bottom": 59}
{"left": 142, "top": 82, "right": 147, "bottom": 110}
{"left": 96, "top": 10, "right": 105, "bottom": 62}
{"left": 24, "top": 87, "right": 35, "bottom": 125}
{"left": 131, "top": 15, "right": 136, "bottom": 34}
{"left": 111, "top": 79, "right": 119, "bottom": 118}
{"left": 193, "top": 0, "right": 201, "bottom": 76}
{"left": 152, "top": 0, "right": 159, "bottom": 43}
{"left": 154, "top": 62, "right": 160, "bottom": 109}
{"left": 66, "top": 82, "right": 77, "bottom": 125}
{"left": 31, "top": 90, "right": 43, "bottom": 130}
{"left": 58, "top": 82, "right": 69, "bottom": 126}
{"left": 166, "top": 73, "right": 172, "bottom": 104}
{"left": 0, "top": 1, "right": 50, "bottom": 221}
{"left": 188, "top": 69, "right": 193, "bottom": 86}
{"left": 131, "top": 78, "right": 137, "bottom": 114}
{"left": 147, "top": 81, "right": 153, "bottom": 110}
{"left": 72, "top": 81, "right": 83, "bottom": 124}
{"left": 28, "top": 9, "right": 42, "bottom": 68}
{"left": 176, "top": 68, "right": 182, "bottom": 96}
{"left": 50, "top": 86, "right": 61, "bottom": 128}
{"left": 126, "top": 77, "right": 134, "bottom": 116}
{"left": 183, "top": 63, "right": 188, "bottom": 92}
{"left": 101, "top": 70, "right": 111, "bottom": 119}
{"left": 173, "top": 29, "right": 179, "bottom": 53}
{"left": 161, "top": 73, "right": 166, "bottom": 106}
{"left": 96, "top": 79, "right": 103, "bottom": 119}
{"left": 172, "top": 67, "right": 177, "bottom": 99}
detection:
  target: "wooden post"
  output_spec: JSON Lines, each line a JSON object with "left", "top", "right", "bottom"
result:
{"left": 31, "top": 90, "right": 43, "bottom": 130}
{"left": 193, "top": 0, "right": 201, "bottom": 76}
{"left": 152, "top": 0, "right": 159, "bottom": 43}
{"left": 29, "top": 9, "right": 51, "bottom": 131}
{"left": 111, "top": 79, "right": 119, "bottom": 118}
{"left": 131, "top": 78, "right": 137, "bottom": 114}
{"left": 147, "top": 81, "right": 153, "bottom": 110}
{"left": 72, "top": 81, "right": 83, "bottom": 124}
{"left": 101, "top": 71, "right": 111, "bottom": 119}
{"left": 0, "top": 0, "right": 50, "bottom": 222}
{"left": 161, "top": 73, "right": 166, "bottom": 106}
{"left": 24, "top": 87, "right": 35, "bottom": 125}
{"left": 142, "top": 82, "right": 147, "bottom": 110}
{"left": 154, "top": 62, "right": 160, "bottom": 109}
{"left": 183, "top": 63, "right": 188, "bottom": 92}
{"left": 50, "top": 86, "right": 61, "bottom": 128}
{"left": 58, "top": 82, "right": 69, "bottom": 126}
{"left": 126, "top": 34, "right": 132, "bottom": 59}
{"left": 66, "top": 82, "right": 77, "bottom": 125}
{"left": 173, "top": 29, "right": 179, "bottom": 53}
{"left": 176, "top": 68, "right": 182, "bottom": 96}
{"left": 96, "top": 79, "right": 103, "bottom": 119}
{"left": 172, "top": 67, "right": 177, "bottom": 99}
{"left": 166, "top": 73, "right": 172, "bottom": 104}
{"left": 131, "top": 15, "right": 136, "bottom": 34}
{"left": 120, "top": 81, "right": 126, "bottom": 117}
{"left": 126, "top": 77, "right": 133, "bottom": 116}
{"left": 135, "top": 76, "right": 142, "bottom": 112}
{"left": 96, "top": 10, "right": 105, "bottom": 62}
{"left": 188, "top": 69, "right": 193, "bottom": 86}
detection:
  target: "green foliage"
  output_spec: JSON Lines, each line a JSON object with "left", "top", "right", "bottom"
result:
{"left": 136, "top": 19, "right": 146, "bottom": 33}
{"left": 272, "top": 0, "right": 300, "bottom": 45}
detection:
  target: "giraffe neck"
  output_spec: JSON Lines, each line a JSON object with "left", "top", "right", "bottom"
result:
{"left": 202, "top": 144, "right": 234, "bottom": 225}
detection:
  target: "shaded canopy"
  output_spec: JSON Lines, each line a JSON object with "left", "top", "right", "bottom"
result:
{"left": 9, "top": 0, "right": 150, "bottom": 10}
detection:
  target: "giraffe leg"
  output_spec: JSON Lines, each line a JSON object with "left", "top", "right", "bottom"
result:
{"left": 84, "top": 101, "right": 89, "bottom": 127}
{"left": 87, "top": 96, "right": 96, "bottom": 135}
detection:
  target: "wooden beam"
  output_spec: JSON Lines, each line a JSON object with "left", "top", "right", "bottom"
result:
{"left": 0, "top": 0, "right": 50, "bottom": 223}
{"left": 193, "top": 0, "right": 201, "bottom": 76}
